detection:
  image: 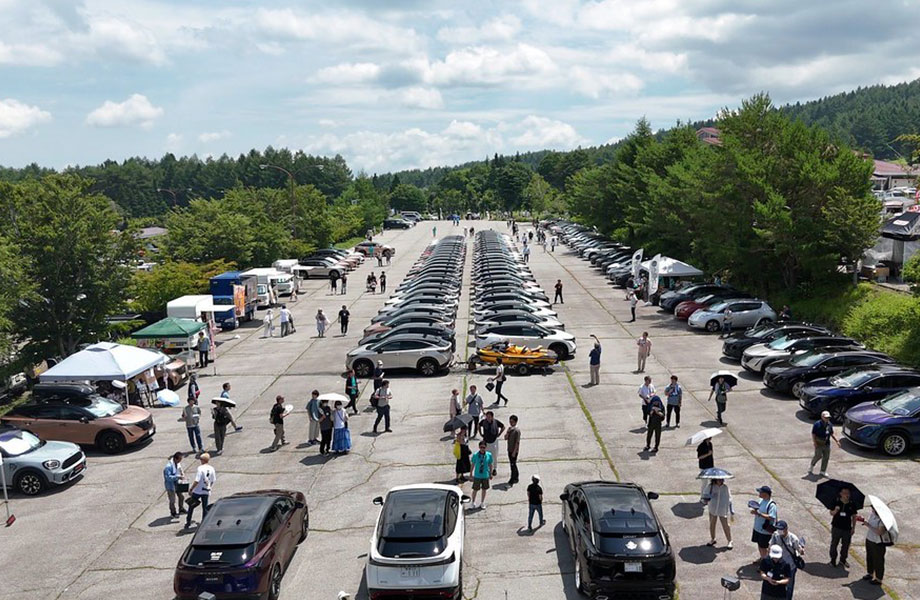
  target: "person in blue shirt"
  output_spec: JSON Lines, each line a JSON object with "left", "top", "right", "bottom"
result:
{"left": 588, "top": 335, "right": 601, "bottom": 386}
{"left": 664, "top": 375, "right": 683, "bottom": 428}
{"left": 469, "top": 441, "right": 494, "bottom": 509}
{"left": 808, "top": 410, "right": 840, "bottom": 478}
{"left": 163, "top": 452, "right": 186, "bottom": 518}
{"left": 752, "top": 485, "right": 779, "bottom": 560}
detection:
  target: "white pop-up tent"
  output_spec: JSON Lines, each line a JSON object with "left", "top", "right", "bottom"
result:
{"left": 39, "top": 342, "right": 166, "bottom": 383}
{"left": 639, "top": 256, "right": 704, "bottom": 277}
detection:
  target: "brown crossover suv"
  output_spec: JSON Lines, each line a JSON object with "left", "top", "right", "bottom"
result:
{"left": 2, "top": 384, "right": 155, "bottom": 453}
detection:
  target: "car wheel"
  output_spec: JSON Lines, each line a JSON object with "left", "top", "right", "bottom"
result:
{"left": 791, "top": 381, "right": 805, "bottom": 397}
{"left": 829, "top": 403, "right": 848, "bottom": 424}
{"left": 705, "top": 320, "right": 720, "bottom": 333}
{"left": 98, "top": 430, "right": 126, "bottom": 454}
{"left": 418, "top": 358, "right": 439, "bottom": 377}
{"left": 353, "top": 359, "right": 374, "bottom": 378}
{"left": 298, "top": 510, "right": 309, "bottom": 543}
{"left": 467, "top": 356, "right": 480, "bottom": 371}
{"left": 574, "top": 558, "right": 587, "bottom": 596}
{"left": 516, "top": 363, "right": 530, "bottom": 376}
{"left": 267, "top": 564, "right": 282, "bottom": 600}
{"left": 881, "top": 431, "right": 909, "bottom": 457}
{"left": 15, "top": 470, "right": 46, "bottom": 496}
{"left": 549, "top": 343, "right": 568, "bottom": 360}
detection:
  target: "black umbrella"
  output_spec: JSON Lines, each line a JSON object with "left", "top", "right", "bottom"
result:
{"left": 443, "top": 413, "right": 474, "bottom": 432}
{"left": 709, "top": 370, "right": 738, "bottom": 387}
{"left": 815, "top": 479, "right": 865, "bottom": 511}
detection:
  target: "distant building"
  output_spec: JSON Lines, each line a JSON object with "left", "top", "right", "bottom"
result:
{"left": 696, "top": 127, "right": 721, "bottom": 145}
{"left": 871, "top": 160, "right": 919, "bottom": 191}
{"left": 135, "top": 226, "right": 167, "bottom": 254}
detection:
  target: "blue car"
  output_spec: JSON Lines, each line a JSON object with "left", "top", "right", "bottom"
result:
{"left": 796, "top": 366, "right": 920, "bottom": 423}
{"left": 843, "top": 390, "right": 920, "bottom": 456}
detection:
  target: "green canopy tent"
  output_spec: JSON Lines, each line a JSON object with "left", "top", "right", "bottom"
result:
{"left": 131, "top": 317, "right": 205, "bottom": 354}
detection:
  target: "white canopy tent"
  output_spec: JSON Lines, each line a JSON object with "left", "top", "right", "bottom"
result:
{"left": 639, "top": 256, "right": 704, "bottom": 277}
{"left": 39, "top": 342, "right": 166, "bottom": 383}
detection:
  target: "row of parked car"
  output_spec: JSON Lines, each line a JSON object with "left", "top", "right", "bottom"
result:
{"left": 345, "top": 236, "right": 465, "bottom": 377}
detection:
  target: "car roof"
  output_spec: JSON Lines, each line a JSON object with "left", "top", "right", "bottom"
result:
{"left": 370, "top": 334, "right": 449, "bottom": 347}
{"left": 386, "top": 483, "right": 462, "bottom": 494}
{"left": 191, "top": 495, "right": 276, "bottom": 546}
{"left": 848, "top": 364, "right": 919, "bottom": 375}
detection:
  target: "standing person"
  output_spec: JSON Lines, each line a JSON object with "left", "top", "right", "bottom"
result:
{"left": 338, "top": 305, "right": 350, "bottom": 335}
{"left": 219, "top": 382, "right": 242, "bottom": 431}
{"left": 703, "top": 478, "right": 733, "bottom": 548}
{"left": 318, "top": 399, "right": 333, "bottom": 455}
{"left": 636, "top": 331, "right": 651, "bottom": 372}
{"left": 196, "top": 332, "right": 210, "bottom": 368}
{"left": 179, "top": 396, "right": 204, "bottom": 454}
{"left": 720, "top": 307, "right": 733, "bottom": 338}
{"left": 372, "top": 380, "right": 392, "bottom": 433}
{"left": 860, "top": 506, "right": 888, "bottom": 586}
{"left": 465, "top": 385, "right": 484, "bottom": 438}
{"left": 384, "top": 248, "right": 392, "bottom": 265}
{"left": 550, "top": 235, "right": 557, "bottom": 252}
{"left": 290, "top": 274, "right": 299, "bottom": 301}
{"left": 306, "top": 390, "right": 321, "bottom": 446}
{"left": 262, "top": 307, "right": 275, "bottom": 338}
{"left": 588, "top": 335, "right": 601, "bottom": 386}
{"left": 505, "top": 415, "right": 521, "bottom": 485}
{"left": 379, "top": 272, "right": 387, "bottom": 294}
{"left": 644, "top": 394, "right": 665, "bottom": 453}
{"left": 163, "top": 452, "right": 186, "bottom": 518}
{"left": 184, "top": 453, "right": 216, "bottom": 530}
{"left": 664, "top": 375, "right": 683, "bottom": 428}
{"left": 752, "top": 485, "right": 779, "bottom": 561}
{"left": 628, "top": 289, "right": 638, "bottom": 322}
{"left": 187, "top": 372, "right": 200, "bottom": 402}
{"left": 279, "top": 304, "right": 291, "bottom": 337}
{"left": 522, "top": 244, "right": 530, "bottom": 263}
{"left": 488, "top": 359, "right": 509, "bottom": 405}
{"left": 469, "top": 441, "right": 493, "bottom": 509}
{"left": 478, "top": 411, "right": 505, "bottom": 476}
{"left": 331, "top": 400, "right": 351, "bottom": 454}
{"left": 344, "top": 369, "right": 359, "bottom": 414}
{"left": 454, "top": 427, "right": 471, "bottom": 483}
{"left": 708, "top": 376, "right": 732, "bottom": 425}
{"left": 779, "top": 305, "right": 792, "bottom": 321}
{"left": 553, "top": 279, "right": 564, "bottom": 304}
{"left": 340, "top": 271, "right": 348, "bottom": 294}
{"left": 807, "top": 410, "right": 840, "bottom": 478}
{"left": 366, "top": 272, "right": 377, "bottom": 293}
{"left": 638, "top": 376, "right": 655, "bottom": 424}
{"left": 759, "top": 545, "right": 792, "bottom": 600}
{"left": 269, "top": 395, "right": 288, "bottom": 451}
{"left": 697, "top": 437, "right": 715, "bottom": 502}
{"left": 315, "top": 309, "right": 329, "bottom": 338}
{"left": 526, "top": 474, "right": 545, "bottom": 531}
{"left": 541, "top": 236, "right": 547, "bottom": 252}
{"left": 829, "top": 487, "right": 857, "bottom": 568}
{"left": 373, "top": 360, "right": 385, "bottom": 393}
{"left": 448, "top": 388, "right": 461, "bottom": 425}
{"left": 432, "top": 225, "right": 437, "bottom": 238}
{"left": 375, "top": 249, "right": 383, "bottom": 267}
{"left": 770, "top": 521, "right": 805, "bottom": 600}
{"left": 211, "top": 400, "right": 232, "bottom": 455}
{"left": 329, "top": 270, "right": 338, "bottom": 294}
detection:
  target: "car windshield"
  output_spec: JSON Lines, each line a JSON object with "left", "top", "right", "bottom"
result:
{"left": 84, "top": 397, "right": 125, "bottom": 418}
{"left": 879, "top": 390, "right": 920, "bottom": 416}
{"left": 789, "top": 350, "right": 827, "bottom": 367}
{"left": 748, "top": 323, "right": 777, "bottom": 338}
{"left": 381, "top": 489, "right": 448, "bottom": 539}
{"left": 830, "top": 369, "right": 879, "bottom": 388}
{"left": 0, "top": 429, "right": 43, "bottom": 456}
{"left": 588, "top": 487, "right": 657, "bottom": 536}
{"left": 767, "top": 335, "right": 801, "bottom": 350}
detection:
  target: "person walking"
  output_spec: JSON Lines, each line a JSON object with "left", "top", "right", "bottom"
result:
{"left": 187, "top": 372, "right": 200, "bottom": 402}
{"left": 373, "top": 360, "right": 385, "bottom": 393}
{"left": 211, "top": 400, "right": 233, "bottom": 455}
{"left": 697, "top": 437, "right": 715, "bottom": 502}
{"left": 638, "top": 376, "right": 655, "bottom": 424}
{"left": 269, "top": 395, "right": 288, "bottom": 451}
{"left": 664, "top": 375, "right": 682, "bottom": 428}
{"left": 720, "top": 307, "right": 734, "bottom": 338}
{"left": 218, "top": 383, "right": 242, "bottom": 431}
{"left": 644, "top": 394, "right": 665, "bottom": 453}
{"left": 488, "top": 359, "right": 509, "bottom": 406}
{"left": 372, "top": 380, "right": 392, "bottom": 433}
{"left": 553, "top": 279, "right": 564, "bottom": 304}
{"left": 262, "top": 307, "right": 275, "bottom": 338}
{"left": 550, "top": 235, "right": 557, "bottom": 252}
{"left": 184, "top": 453, "right": 216, "bottom": 529}
{"left": 163, "top": 452, "right": 187, "bottom": 518}
{"left": 759, "top": 545, "right": 792, "bottom": 600}
{"left": 340, "top": 271, "right": 348, "bottom": 294}
{"left": 279, "top": 304, "right": 291, "bottom": 337}
{"left": 526, "top": 474, "right": 545, "bottom": 531}
{"left": 375, "top": 249, "right": 383, "bottom": 267}
{"left": 466, "top": 385, "right": 484, "bottom": 438}
{"left": 478, "top": 411, "right": 505, "bottom": 476}
{"left": 329, "top": 270, "right": 339, "bottom": 294}
{"left": 331, "top": 400, "right": 351, "bottom": 453}
{"left": 505, "top": 415, "right": 521, "bottom": 485}
{"left": 344, "top": 369, "right": 359, "bottom": 414}
{"left": 703, "top": 478, "right": 733, "bottom": 549}
{"left": 636, "top": 331, "right": 651, "bottom": 372}
{"left": 752, "top": 485, "right": 779, "bottom": 561}
{"left": 196, "top": 332, "right": 210, "bottom": 368}
{"left": 860, "top": 506, "right": 889, "bottom": 586}
{"left": 470, "top": 441, "right": 493, "bottom": 509}
{"left": 807, "top": 410, "right": 840, "bottom": 477}
{"left": 454, "top": 427, "right": 471, "bottom": 483}
{"left": 522, "top": 244, "right": 530, "bottom": 264}
{"left": 318, "top": 399, "right": 334, "bottom": 455}
{"left": 829, "top": 486, "right": 857, "bottom": 568}
{"left": 179, "top": 396, "right": 204, "bottom": 454}
{"left": 769, "top": 521, "right": 805, "bottom": 600}
{"left": 366, "top": 272, "right": 377, "bottom": 293}
{"left": 379, "top": 272, "right": 387, "bottom": 295}
{"left": 384, "top": 248, "right": 392, "bottom": 265}
{"left": 338, "top": 305, "right": 350, "bottom": 335}
{"left": 628, "top": 290, "right": 638, "bottom": 322}
{"left": 448, "top": 388, "right": 462, "bottom": 432}
{"left": 315, "top": 309, "right": 329, "bottom": 338}
{"left": 306, "top": 390, "right": 321, "bottom": 445}
{"left": 588, "top": 335, "right": 601, "bottom": 386}
{"left": 708, "top": 375, "right": 732, "bottom": 425}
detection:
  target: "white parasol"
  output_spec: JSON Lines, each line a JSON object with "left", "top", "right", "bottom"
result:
{"left": 867, "top": 495, "right": 899, "bottom": 544}
{"left": 318, "top": 393, "right": 349, "bottom": 403}
{"left": 686, "top": 428, "right": 723, "bottom": 446}
{"left": 211, "top": 396, "right": 237, "bottom": 407}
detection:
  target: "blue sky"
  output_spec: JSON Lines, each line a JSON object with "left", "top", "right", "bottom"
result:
{"left": 1, "top": 0, "right": 918, "bottom": 173}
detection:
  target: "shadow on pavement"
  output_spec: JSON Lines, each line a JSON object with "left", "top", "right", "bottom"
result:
{"left": 671, "top": 501, "right": 705, "bottom": 520}
{"left": 805, "top": 561, "right": 850, "bottom": 580}
{"left": 678, "top": 544, "right": 718, "bottom": 564}
{"left": 844, "top": 580, "right": 887, "bottom": 599}
{"left": 551, "top": 522, "right": 584, "bottom": 600}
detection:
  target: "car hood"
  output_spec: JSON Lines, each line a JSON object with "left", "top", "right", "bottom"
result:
{"left": 846, "top": 402, "right": 905, "bottom": 425}
{"left": 743, "top": 344, "right": 779, "bottom": 358}
{"left": 112, "top": 406, "right": 151, "bottom": 424}
{"left": 800, "top": 378, "right": 852, "bottom": 397}
{"left": 689, "top": 310, "right": 717, "bottom": 320}
{"left": 21, "top": 439, "right": 82, "bottom": 460}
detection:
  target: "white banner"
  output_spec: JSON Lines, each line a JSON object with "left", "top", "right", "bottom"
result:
{"left": 631, "top": 249, "right": 644, "bottom": 280}
{"left": 648, "top": 253, "right": 662, "bottom": 295}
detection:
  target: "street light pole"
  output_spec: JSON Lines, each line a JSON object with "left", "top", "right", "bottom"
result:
{"left": 260, "top": 164, "right": 296, "bottom": 237}
{"left": 156, "top": 187, "right": 191, "bottom": 207}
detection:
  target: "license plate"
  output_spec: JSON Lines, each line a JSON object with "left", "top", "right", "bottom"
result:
{"left": 624, "top": 562, "right": 642, "bottom": 573}
{"left": 205, "top": 576, "right": 221, "bottom": 583}
{"left": 72, "top": 463, "right": 85, "bottom": 475}
{"left": 400, "top": 566, "right": 421, "bottom": 579}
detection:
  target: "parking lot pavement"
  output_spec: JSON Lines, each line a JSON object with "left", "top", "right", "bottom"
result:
{"left": 3, "top": 221, "right": 916, "bottom": 600}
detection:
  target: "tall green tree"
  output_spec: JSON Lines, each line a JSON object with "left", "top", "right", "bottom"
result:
{"left": 0, "top": 233, "right": 34, "bottom": 373}
{"left": 388, "top": 183, "right": 428, "bottom": 212}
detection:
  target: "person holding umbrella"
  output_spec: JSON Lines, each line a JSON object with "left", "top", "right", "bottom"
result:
{"left": 701, "top": 473, "right": 733, "bottom": 549}
{"left": 688, "top": 428, "right": 721, "bottom": 502}
{"left": 859, "top": 495, "right": 898, "bottom": 586}
{"left": 830, "top": 487, "right": 858, "bottom": 568}
{"left": 708, "top": 372, "right": 735, "bottom": 426}
{"left": 210, "top": 397, "right": 235, "bottom": 455}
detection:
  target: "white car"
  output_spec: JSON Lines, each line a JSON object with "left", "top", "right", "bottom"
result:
{"left": 687, "top": 299, "right": 777, "bottom": 333}
{"left": 346, "top": 335, "right": 454, "bottom": 377}
{"left": 366, "top": 484, "right": 468, "bottom": 600}
{"left": 473, "top": 311, "right": 565, "bottom": 330}
{"left": 472, "top": 303, "right": 558, "bottom": 319}
{"left": 475, "top": 324, "right": 576, "bottom": 359}
{"left": 385, "top": 290, "right": 460, "bottom": 306}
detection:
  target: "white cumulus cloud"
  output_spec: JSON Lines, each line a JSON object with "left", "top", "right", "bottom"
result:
{"left": 437, "top": 15, "right": 522, "bottom": 44}
{"left": 86, "top": 94, "right": 164, "bottom": 128}
{"left": 0, "top": 99, "right": 52, "bottom": 138}
{"left": 313, "top": 62, "right": 382, "bottom": 85}
{"left": 399, "top": 87, "right": 444, "bottom": 109}
{"left": 198, "top": 130, "right": 231, "bottom": 143}
{"left": 511, "top": 115, "right": 588, "bottom": 149}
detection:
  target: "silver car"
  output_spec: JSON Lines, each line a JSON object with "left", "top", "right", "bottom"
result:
{"left": 346, "top": 335, "right": 454, "bottom": 377}
{"left": 688, "top": 299, "right": 777, "bottom": 333}
{"left": 0, "top": 426, "right": 86, "bottom": 495}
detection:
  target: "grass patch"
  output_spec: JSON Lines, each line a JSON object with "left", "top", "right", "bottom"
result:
{"left": 563, "top": 365, "right": 620, "bottom": 481}
{"left": 334, "top": 235, "right": 367, "bottom": 250}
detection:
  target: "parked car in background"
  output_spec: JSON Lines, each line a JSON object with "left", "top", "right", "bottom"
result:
{"left": 741, "top": 335, "right": 863, "bottom": 374}
{"left": 763, "top": 350, "right": 895, "bottom": 395}
{"left": 843, "top": 390, "right": 920, "bottom": 456}
{"left": 688, "top": 299, "right": 777, "bottom": 333}
{"left": 355, "top": 241, "right": 396, "bottom": 257}
{"left": 150, "top": 350, "right": 190, "bottom": 390}
{"left": 797, "top": 366, "right": 920, "bottom": 423}
{"left": 383, "top": 218, "right": 413, "bottom": 230}
{"left": 173, "top": 490, "right": 309, "bottom": 600}
{"left": 659, "top": 284, "right": 737, "bottom": 312}
{"left": 346, "top": 335, "right": 454, "bottom": 377}
{"left": 475, "top": 323, "right": 576, "bottom": 360}
{"left": 674, "top": 292, "right": 753, "bottom": 321}
{"left": 721, "top": 322, "right": 831, "bottom": 360}
{"left": 0, "top": 426, "right": 86, "bottom": 495}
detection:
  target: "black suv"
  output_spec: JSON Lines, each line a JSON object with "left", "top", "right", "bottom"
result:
{"left": 721, "top": 322, "right": 830, "bottom": 360}
{"left": 764, "top": 350, "right": 895, "bottom": 395}
{"left": 383, "top": 218, "right": 412, "bottom": 230}
{"left": 561, "top": 481, "right": 675, "bottom": 599}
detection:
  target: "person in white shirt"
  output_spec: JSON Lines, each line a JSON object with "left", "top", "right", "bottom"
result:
{"left": 184, "top": 453, "right": 216, "bottom": 529}
{"left": 638, "top": 376, "right": 655, "bottom": 424}
{"left": 488, "top": 359, "right": 509, "bottom": 406}
{"left": 636, "top": 331, "right": 652, "bottom": 372}
{"left": 703, "top": 478, "right": 733, "bottom": 549}
{"left": 279, "top": 305, "right": 291, "bottom": 337}
{"left": 262, "top": 308, "right": 274, "bottom": 338}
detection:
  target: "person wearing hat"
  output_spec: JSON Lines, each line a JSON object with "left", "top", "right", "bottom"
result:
{"left": 758, "top": 544, "right": 792, "bottom": 599}
{"left": 808, "top": 410, "right": 839, "bottom": 478}
{"left": 644, "top": 394, "right": 665, "bottom": 453}
{"left": 219, "top": 382, "right": 242, "bottom": 431}
{"left": 269, "top": 395, "right": 288, "bottom": 451}
{"left": 829, "top": 486, "right": 857, "bottom": 568}
{"left": 769, "top": 520, "right": 804, "bottom": 599}
{"left": 751, "top": 485, "right": 779, "bottom": 561}
{"left": 526, "top": 474, "right": 545, "bottom": 531}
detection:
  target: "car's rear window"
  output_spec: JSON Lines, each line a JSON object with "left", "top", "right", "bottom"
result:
{"left": 186, "top": 544, "right": 255, "bottom": 566}
{"left": 381, "top": 489, "right": 448, "bottom": 539}
{"left": 586, "top": 487, "right": 657, "bottom": 535}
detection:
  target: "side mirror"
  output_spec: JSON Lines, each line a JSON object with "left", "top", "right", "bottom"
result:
{"left": 461, "top": 494, "right": 471, "bottom": 504}
{"left": 559, "top": 492, "right": 569, "bottom": 501}
{"left": 373, "top": 496, "right": 384, "bottom": 506}
{"left": 647, "top": 491, "right": 660, "bottom": 500}
{"left": 377, "top": 349, "right": 384, "bottom": 354}
{"left": 79, "top": 417, "right": 90, "bottom": 424}
{"left": 294, "top": 501, "right": 306, "bottom": 509}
